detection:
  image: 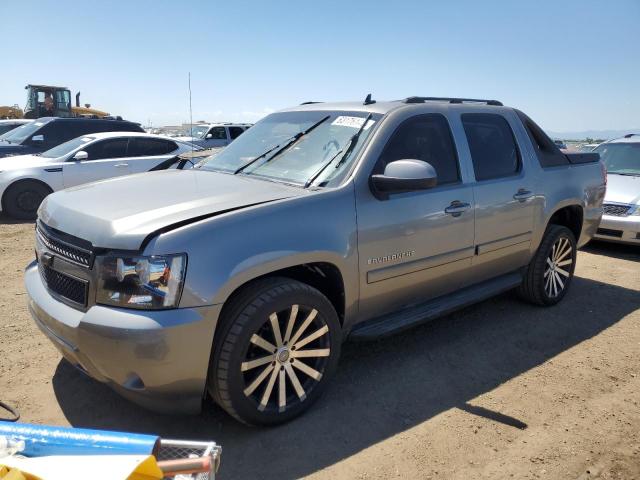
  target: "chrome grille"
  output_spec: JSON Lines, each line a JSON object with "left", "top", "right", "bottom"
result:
{"left": 36, "top": 225, "right": 93, "bottom": 267}
{"left": 603, "top": 203, "right": 632, "bottom": 217}
{"left": 39, "top": 263, "right": 88, "bottom": 306}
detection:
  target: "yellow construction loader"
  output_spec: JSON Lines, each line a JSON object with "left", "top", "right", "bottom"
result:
{"left": 0, "top": 85, "right": 110, "bottom": 119}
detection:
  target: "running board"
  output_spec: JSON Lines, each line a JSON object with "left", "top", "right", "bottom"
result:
{"left": 349, "top": 272, "right": 523, "bottom": 341}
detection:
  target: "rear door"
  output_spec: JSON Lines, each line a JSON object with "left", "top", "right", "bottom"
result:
{"left": 63, "top": 137, "right": 131, "bottom": 187}
{"left": 228, "top": 126, "right": 245, "bottom": 143}
{"left": 127, "top": 138, "right": 181, "bottom": 174}
{"left": 461, "top": 112, "right": 535, "bottom": 280}
{"left": 356, "top": 113, "right": 476, "bottom": 319}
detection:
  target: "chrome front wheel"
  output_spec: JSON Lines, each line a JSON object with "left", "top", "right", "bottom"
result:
{"left": 241, "top": 304, "right": 331, "bottom": 413}
{"left": 209, "top": 278, "right": 341, "bottom": 425}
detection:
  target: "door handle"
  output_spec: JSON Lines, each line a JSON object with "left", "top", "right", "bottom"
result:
{"left": 445, "top": 201, "right": 471, "bottom": 217}
{"left": 513, "top": 189, "right": 533, "bottom": 202}
{"left": 114, "top": 163, "right": 129, "bottom": 168}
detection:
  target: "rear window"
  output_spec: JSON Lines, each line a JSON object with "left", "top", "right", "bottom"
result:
{"left": 462, "top": 113, "right": 521, "bottom": 181}
{"left": 128, "top": 138, "right": 173, "bottom": 156}
{"left": 515, "top": 110, "right": 569, "bottom": 167}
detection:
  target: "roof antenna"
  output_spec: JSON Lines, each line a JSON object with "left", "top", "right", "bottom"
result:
{"left": 363, "top": 93, "right": 376, "bottom": 105}
{"left": 188, "top": 72, "right": 194, "bottom": 157}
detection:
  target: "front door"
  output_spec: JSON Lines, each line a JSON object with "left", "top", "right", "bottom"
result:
{"left": 356, "top": 113, "right": 476, "bottom": 321}
{"left": 63, "top": 138, "right": 131, "bottom": 187}
{"left": 202, "top": 126, "right": 229, "bottom": 148}
{"left": 460, "top": 112, "right": 535, "bottom": 280}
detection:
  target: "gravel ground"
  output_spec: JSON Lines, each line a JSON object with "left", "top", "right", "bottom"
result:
{"left": 1, "top": 217, "right": 639, "bottom": 479}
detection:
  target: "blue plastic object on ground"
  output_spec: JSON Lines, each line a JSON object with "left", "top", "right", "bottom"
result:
{"left": 0, "top": 422, "right": 160, "bottom": 457}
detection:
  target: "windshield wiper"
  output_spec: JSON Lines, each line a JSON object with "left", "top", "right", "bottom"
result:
{"left": 234, "top": 115, "right": 330, "bottom": 175}
{"left": 304, "top": 113, "right": 372, "bottom": 188}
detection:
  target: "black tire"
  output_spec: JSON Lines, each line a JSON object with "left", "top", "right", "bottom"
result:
{"left": 3, "top": 181, "right": 51, "bottom": 220}
{"left": 208, "top": 277, "right": 342, "bottom": 426}
{"left": 519, "top": 225, "right": 577, "bottom": 306}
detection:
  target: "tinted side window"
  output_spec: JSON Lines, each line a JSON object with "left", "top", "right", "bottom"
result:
{"left": 128, "top": 138, "right": 172, "bottom": 156}
{"left": 462, "top": 113, "right": 521, "bottom": 181}
{"left": 36, "top": 122, "right": 66, "bottom": 146}
{"left": 228, "top": 126, "right": 245, "bottom": 140}
{"left": 515, "top": 110, "right": 568, "bottom": 167}
{"left": 76, "top": 121, "right": 108, "bottom": 135}
{"left": 84, "top": 138, "right": 129, "bottom": 160}
{"left": 208, "top": 127, "right": 227, "bottom": 140}
{"left": 377, "top": 114, "right": 460, "bottom": 185}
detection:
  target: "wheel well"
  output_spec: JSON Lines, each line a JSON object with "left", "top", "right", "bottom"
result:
{"left": 548, "top": 205, "right": 583, "bottom": 240}
{"left": 224, "top": 263, "right": 346, "bottom": 325}
{"left": 1, "top": 178, "right": 54, "bottom": 210}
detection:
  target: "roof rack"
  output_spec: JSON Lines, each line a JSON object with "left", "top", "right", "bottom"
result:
{"left": 403, "top": 96, "right": 503, "bottom": 106}
{"left": 300, "top": 101, "right": 323, "bottom": 105}
{"left": 623, "top": 133, "right": 639, "bottom": 138}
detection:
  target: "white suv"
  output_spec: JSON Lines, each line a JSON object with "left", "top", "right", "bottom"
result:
{"left": 177, "top": 123, "right": 251, "bottom": 148}
{"left": 0, "top": 132, "right": 194, "bottom": 219}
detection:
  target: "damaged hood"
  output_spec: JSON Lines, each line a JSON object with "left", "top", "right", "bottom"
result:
{"left": 39, "top": 169, "right": 304, "bottom": 249}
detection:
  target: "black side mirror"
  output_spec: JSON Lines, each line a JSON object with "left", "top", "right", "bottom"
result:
{"left": 371, "top": 159, "right": 438, "bottom": 199}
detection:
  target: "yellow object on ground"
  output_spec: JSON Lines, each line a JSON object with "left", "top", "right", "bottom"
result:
{"left": 0, "top": 455, "right": 162, "bottom": 480}
{"left": 0, "top": 465, "right": 42, "bottom": 480}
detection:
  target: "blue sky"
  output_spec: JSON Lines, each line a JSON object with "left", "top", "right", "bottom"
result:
{"left": 1, "top": 0, "right": 638, "bottom": 132}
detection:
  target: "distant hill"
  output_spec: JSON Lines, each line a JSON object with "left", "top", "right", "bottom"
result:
{"left": 546, "top": 129, "right": 640, "bottom": 141}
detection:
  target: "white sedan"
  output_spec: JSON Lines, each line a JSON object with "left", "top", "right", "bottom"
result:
{"left": 0, "top": 132, "right": 195, "bottom": 219}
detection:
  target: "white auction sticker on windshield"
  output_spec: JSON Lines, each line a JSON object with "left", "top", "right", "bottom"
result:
{"left": 332, "top": 116, "right": 374, "bottom": 130}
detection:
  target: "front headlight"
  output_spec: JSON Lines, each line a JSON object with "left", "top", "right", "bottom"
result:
{"left": 95, "top": 253, "right": 187, "bottom": 309}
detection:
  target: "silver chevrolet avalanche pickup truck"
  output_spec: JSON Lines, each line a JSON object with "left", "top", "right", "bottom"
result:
{"left": 25, "top": 96, "right": 606, "bottom": 425}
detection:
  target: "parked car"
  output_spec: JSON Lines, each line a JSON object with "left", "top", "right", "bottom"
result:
{"left": 554, "top": 139, "right": 568, "bottom": 150}
{"left": 176, "top": 123, "right": 251, "bottom": 148}
{"left": 0, "top": 119, "right": 32, "bottom": 137}
{"left": 25, "top": 96, "right": 605, "bottom": 425}
{"left": 0, "top": 133, "right": 195, "bottom": 219}
{"left": 0, "top": 117, "right": 144, "bottom": 158}
{"left": 578, "top": 143, "right": 600, "bottom": 152}
{"left": 592, "top": 133, "right": 640, "bottom": 245}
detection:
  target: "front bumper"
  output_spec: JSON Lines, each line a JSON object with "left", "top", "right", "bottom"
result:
{"left": 25, "top": 261, "right": 221, "bottom": 414}
{"left": 594, "top": 214, "right": 640, "bottom": 245}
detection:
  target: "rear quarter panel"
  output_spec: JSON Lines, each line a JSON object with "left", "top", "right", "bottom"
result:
{"left": 511, "top": 115, "right": 605, "bottom": 250}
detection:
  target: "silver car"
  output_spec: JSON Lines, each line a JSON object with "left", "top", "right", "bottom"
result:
{"left": 25, "top": 97, "right": 605, "bottom": 425}
{"left": 593, "top": 134, "right": 640, "bottom": 245}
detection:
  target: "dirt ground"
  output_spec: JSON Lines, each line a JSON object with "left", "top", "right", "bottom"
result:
{"left": 1, "top": 216, "right": 639, "bottom": 479}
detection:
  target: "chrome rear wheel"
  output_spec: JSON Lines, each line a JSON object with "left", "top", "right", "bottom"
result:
{"left": 544, "top": 236, "right": 574, "bottom": 298}
{"left": 519, "top": 224, "right": 577, "bottom": 306}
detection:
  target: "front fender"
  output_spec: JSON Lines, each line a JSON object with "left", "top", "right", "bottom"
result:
{"left": 145, "top": 184, "right": 359, "bottom": 323}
